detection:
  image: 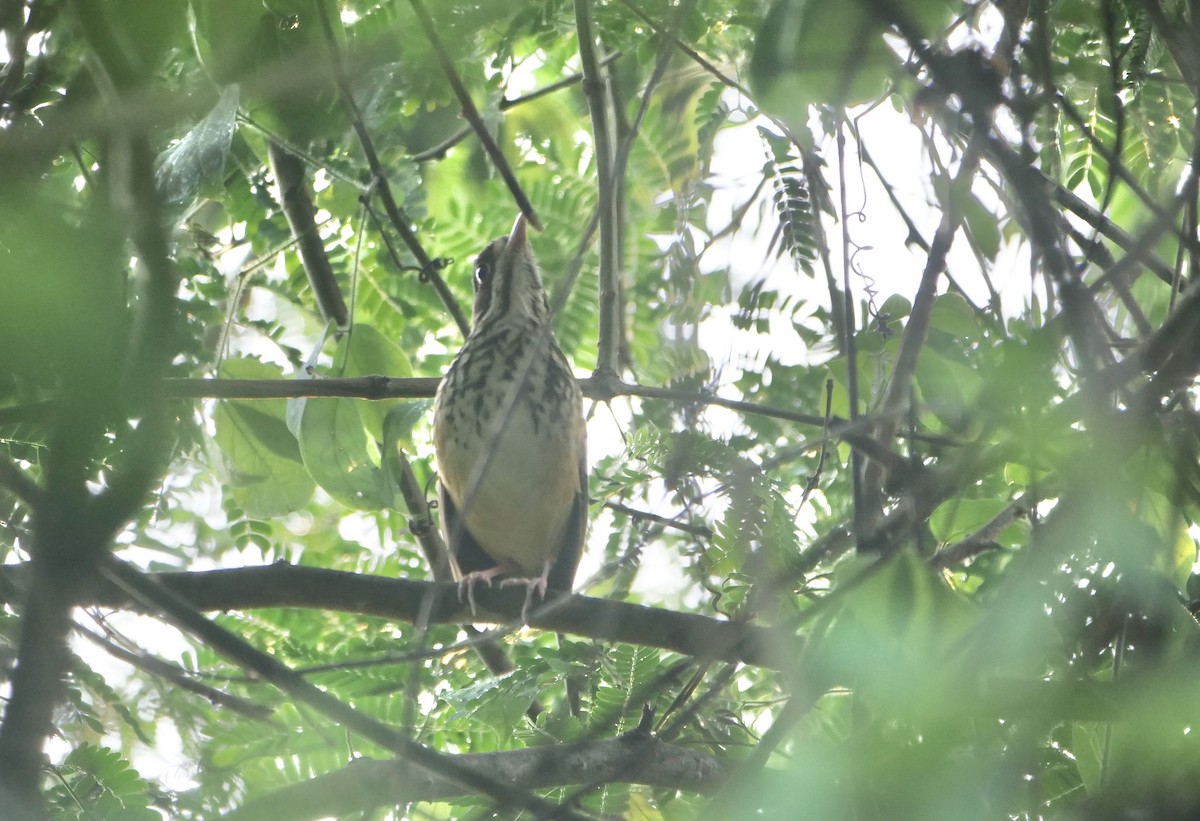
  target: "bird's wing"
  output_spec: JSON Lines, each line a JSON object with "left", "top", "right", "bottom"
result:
{"left": 438, "top": 481, "right": 500, "bottom": 579}
{"left": 546, "top": 450, "right": 588, "bottom": 592}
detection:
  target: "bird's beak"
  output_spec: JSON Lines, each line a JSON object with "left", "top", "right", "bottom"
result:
{"left": 508, "top": 213, "right": 529, "bottom": 251}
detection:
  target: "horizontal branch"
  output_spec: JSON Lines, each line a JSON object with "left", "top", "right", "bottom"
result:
{"left": 162, "top": 374, "right": 907, "bottom": 455}
{"left": 164, "top": 375, "right": 442, "bottom": 400}
{"left": 160, "top": 374, "right": 916, "bottom": 482}
{"left": 163, "top": 374, "right": 830, "bottom": 426}
{"left": 0, "top": 563, "right": 792, "bottom": 669}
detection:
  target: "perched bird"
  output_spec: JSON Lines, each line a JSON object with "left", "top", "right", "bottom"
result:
{"left": 432, "top": 214, "right": 587, "bottom": 620}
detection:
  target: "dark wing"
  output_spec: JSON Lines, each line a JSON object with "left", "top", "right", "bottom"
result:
{"left": 546, "top": 451, "right": 588, "bottom": 592}
{"left": 438, "top": 481, "right": 499, "bottom": 578}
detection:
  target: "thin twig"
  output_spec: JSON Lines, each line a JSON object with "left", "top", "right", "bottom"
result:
{"left": 604, "top": 500, "right": 713, "bottom": 538}
{"left": 871, "top": 131, "right": 985, "bottom": 439}
{"left": 311, "top": 2, "right": 469, "bottom": 337}
{"left": 406, "top": 0, "right": 541, "bottom": 231}
{"left": 410, "top": 51, "right": 623, "bottom": 163}
{"left": 798, "top": 380, "right": 834, "bottom": 510}
{"left": 75, "top": 620, "right": 274, "bottom": 720}
{"left": 836, "top": 115, "right": 867, "bottom": 551}
{"left": 613, "top": 0, "right": 749, "bottom": 96}
{"left": 160, "top": 373, "right": 914, "bottom": 471}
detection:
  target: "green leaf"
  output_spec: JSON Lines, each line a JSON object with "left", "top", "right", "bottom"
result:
{"left": 959, "top": 191, "right": 1001, "bottom": 261}
{"left": 46, "top": 743, "right": 157, "bottom": 820}
{"left": 927, "top": 293, "right": 982, "bottom": 341}
{"left": 156, "top": 84, "right": 240, "bottom": 204}
{"left": 915, "top": 348, "right": 981, "bottom": 427}
{"left": 295, "top": 396, "right": 391, "bottom": 510}
{"left": 929, "top": 497, "right": 1009, "bottom": 543}
{"left": 1072, "top": 722, "right": 1106, "bottom": 795}
{"left": 339, "top": 323, "right": 413, "bottom": 442}
{"left": 442, "top": 673, "right": 540, "bottom": 731}
{"left": 814, "top": 551, "right": 978, "bottom": 714}
{"left": 213, "top": 359, "right": 315, "bottom": 517}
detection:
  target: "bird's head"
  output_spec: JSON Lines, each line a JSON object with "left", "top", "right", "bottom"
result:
{"left": 470, "top": 214, "right": 549, "bottom": 329}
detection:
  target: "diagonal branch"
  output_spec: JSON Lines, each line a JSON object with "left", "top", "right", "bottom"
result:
{"left": 267, "top": 141, "right": 350, "bottom": 328}
{"left": 864, "top": 132, "right": 986, "bottom": 479}
{"left": 406, "top": 0, "right": 541, "bottom": 231}
{"left": 98, "top": 558, "right": 589, "bottom": 820}
{"left": 575, "top": 0, "right": 622, "bottom": 377}
{"left": 410, "top": 51, "right": 623, "bottom": 163}
{"left": 224, "top": 736, "right": 730, "bottom": 821}
{"left": 384, "top": 444, "right": 521, "bottom": 682}
{"left": 311, "top": 2, "right": 469, "bottom": 337}
{"left": 75, "top": 620, "right": 273, "bottom": 721}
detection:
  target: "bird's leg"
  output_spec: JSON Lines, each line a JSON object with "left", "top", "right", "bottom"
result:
{"left": 499, "top": 558, "right": 554, "bottom": 623}
{"left": 458, "top": 565, "right": 510, "bottom": 615}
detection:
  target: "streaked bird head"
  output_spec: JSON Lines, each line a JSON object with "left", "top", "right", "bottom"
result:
{"left": 470, "top": 214, "right": 549, "bottom": 329}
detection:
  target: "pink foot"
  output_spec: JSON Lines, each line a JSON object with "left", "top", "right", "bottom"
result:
{"left": 499, "top": 559, "right": 553, "bottom": 623}
{"left": 458, "top": 566, "right": 508, "bottom": 615}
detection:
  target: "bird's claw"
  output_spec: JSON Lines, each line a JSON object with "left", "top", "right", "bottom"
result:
{"left": 457, "top": 573, "right": 495, "bottom": 616}
{"left": 500, "top": 575, "right": 550, "bottom": 624}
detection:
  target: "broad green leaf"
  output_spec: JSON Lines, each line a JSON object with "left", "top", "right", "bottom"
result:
{"left": 442, "top": 673, "right": 540, "bottom": 731}
{"left": 927, "top": 293, "right": 982, "bottom": 341}
{"left": 295, "top": 396, "right": 391, "bottom": 510}
{"left": 929, "top": 497, "right": 1010, "bottom": 543}
{"left": 959, "top": 191, "right": 1001, "bottom": 261}
{"left": 339, "top": 323, "right": 413, "bottom": 442}
{"left": 156, "top": 84, "right": 240, "bottom": 204}
{"left": 213, "top": 358, "right": 315, "bottom": 517}
{"left": 1072, "top": 722, "right": 1107, "bottom": 795}
{"left": 916, "top": 348, "right": 981, "bottom": 427}
{"left": 814, "top": 551, "right": 978, "bottom": 713}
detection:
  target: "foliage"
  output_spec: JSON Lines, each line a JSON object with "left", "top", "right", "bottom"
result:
{"left": 4, "top": 0, "right": 1200, "bottom": 818}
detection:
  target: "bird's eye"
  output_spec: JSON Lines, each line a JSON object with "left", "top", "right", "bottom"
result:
{"left": 473, "top": 258, "right": 491, "bottom": 290}
{"left": 474, "top": 241, "right": 503, "bottom": 290}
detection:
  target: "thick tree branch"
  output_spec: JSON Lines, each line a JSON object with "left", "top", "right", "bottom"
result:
{"left": 267, "top": 141, "right": 349, "bottom": 328}
{"left": 859, "top": 130, "right": 986, "bottom": 553}
{"left": 0, "top": 563, "right": 793, "bottom": 670}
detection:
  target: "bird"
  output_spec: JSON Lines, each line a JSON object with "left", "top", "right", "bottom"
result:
{"left": 432, "top": 214, "right": 587, "bottom": 621}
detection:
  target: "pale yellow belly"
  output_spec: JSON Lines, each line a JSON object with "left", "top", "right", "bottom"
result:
{"left": 438, "top": 410, "right": 581, "bottom": 575}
